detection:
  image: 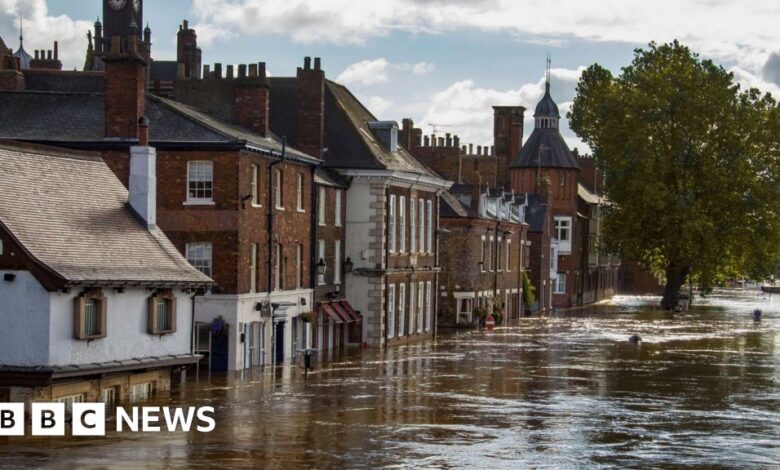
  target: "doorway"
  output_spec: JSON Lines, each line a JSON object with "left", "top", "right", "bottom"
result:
{"left": 274, "top": 321, "right": 285, "bottom": 364}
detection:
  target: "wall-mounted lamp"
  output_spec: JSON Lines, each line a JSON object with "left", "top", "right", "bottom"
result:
{"left": 316, "top": 258, "right": 327, "bottom": 276}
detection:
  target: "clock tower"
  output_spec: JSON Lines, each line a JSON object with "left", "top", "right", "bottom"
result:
{"left": 103, "top": 0, "right": 143, "bottom": 41}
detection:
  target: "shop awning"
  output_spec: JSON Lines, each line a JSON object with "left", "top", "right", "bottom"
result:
{"left": 320, "top": 304, "right": 344, "bottom": 324}
{"left": 339, "top": 301, "right": 362, "bottom": 322}
{"left": 331, "top": 302, "right": 355, "bottom": 323}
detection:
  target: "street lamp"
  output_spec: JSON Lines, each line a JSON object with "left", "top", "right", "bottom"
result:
{"left": 343, "top": 257, "right": 354, "bottom": 273}
{"left": 316, "top": 258, "right": 327, "bottom": 276}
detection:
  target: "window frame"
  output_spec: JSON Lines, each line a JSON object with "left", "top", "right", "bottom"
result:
{"left": 335, "top": 190, "right": 342, "bottom": 227}
{"left": 554, "top": 273, "right": 567, "bottom": 294}
{"left": 387, "top": 284, "right": 396, "bottom": 338}
{"left": 419, "top": 199, "right": 425, "bottom": 253}
{"left": 425, "top": 281, "right": 432, "bottom": 332}
{"left": 295, "top": 244, "right": 303, "bottom": 289}
{"left": 74, "top": 288, "right": 107, "bottom": 340}
{"left": 250, "top": 164, "right": 260, "bottom": 207}
{"left": 249, "top": 243, "right": 258, "bottom": 293}
{"left": 334, "top": 240, "right": 342, "bottom": 285}
{"left": 554, "top": 216, "right": 572, "bottom": 253}
{"left": 410, "top": 198, "right": 417, "bottom": 253}
{"left": 398, "top": 283, "right": 406, "bottom": 337}
{"left": 426, "top": 200, "right": 433, "bottom": 253}
{"left": 186, "top": 242, "right": 213, "bottom": 277}
{"left": 417, "top": 282, "right": 424, "bottom": 333}
{"left": 317, "top": 239, "right": 326, "bottom": 286}
{"left": 274, "top": 168, "right": 284, "bottom": 210}
{"left": 399, "top": 196, "right": 406, "bottom": 253}
{"left": 318, "top": 187, "right": 327, "bottom": 225}
{"left": 186, "top": 161, "right": 214, "bottom": 204}
{"left": 148, "top": 289, "right": 177, "bottom": 335}
{"left": 388, "top": 195, "right": 397, "bottom": 253}
{"left": 296, "top": 173, "right": 305, "bottom": 212}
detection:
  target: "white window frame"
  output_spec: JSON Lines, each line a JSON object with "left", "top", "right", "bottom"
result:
{"left": 497, "top": 236, "right": 503, "bottom": 272}
{"left": 387, "top": 284, "right": 396, "bottom": 338}
{"left": 555, "top": 216, "right": 572, "bottom": 254}
{"left": 489, "top": 236, "right": 495, "bottom": 271}
{"left": 335, "top": 190, "right": 342, "bottom": 227}
{"left": 296, "top": 173, "right": 305, "bottom": 212}
{"left": 334, "top": 240, "right": 341, "bottom": 285}
{"left": 186, "top": 161, "right": 214, "bottom": 204}
{"left": 274, "top": 168, "right": 283, "bottom": 210}
{"left": 506, "top": 239, "right": 511, "bottom": 272}
{"left": 399, "top": 196, "right": 406, "bottom": 253}
{"left": 249, "top": 243, "right": 257, "bottom": 293}
{"left": 275, "top": 243, "right": 282, "bottom": 291}
{"left": 251, "top": 164, "right": 260, "bottom": 206}
{"left": 410, "top": 198, "right": 417, "bottom": 253}
{"left": 417, "top": 282, "right": 424, "bottom": 333}
{"left": 419, "top": 199, "right": 425, "bottom": 253}
{"left": 425, "top": 281, "right": 432, "bottom": 332}
{"left": 388, "top": 195, "right": 397, "bottom": 253}
{"left": 427, "top": 200, "right": 433, "bottom": 252}
{"left": 186, "top": 242, "right": 213, "bottom": 277}
{"left": 318, "top": 187, "right": 326, "bottom": 226}
{"left": 554, "top": 273, "right": 567, "bottom": 294}
{"left": 398, "top": 283, "right": 406, "bottom": 336}
{"left": 296, "top": 244, "right": 303, "bottom": 289}
{"left": 318, "top": 240, "right": 326, "bottom": 286}
{"left": 130, "top": 382, "right": 154, "bottom": 403}
{"left": 480, "top": 235, "right": 486, "bottom": 272}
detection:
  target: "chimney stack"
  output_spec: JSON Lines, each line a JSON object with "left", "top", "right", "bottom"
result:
{"left": 234, "top": 60, "right": 270, "bottom": 137}
{"left": 103, "top": 35, "right": 147, "bottom": 139}
{"left": 297, "top": 56, "right": 325, "bottom": 158}
{"left": 129, "top": 117, "right": 157, "bottom": 228}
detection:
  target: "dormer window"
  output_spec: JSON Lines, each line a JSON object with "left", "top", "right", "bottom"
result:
{"left": 368, "top": 121, "right": 399, "bottom": 153}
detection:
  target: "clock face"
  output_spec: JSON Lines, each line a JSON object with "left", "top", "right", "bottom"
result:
{"left": 132, "top": 0, "right": 140, "bottom": 13}
{"left": 108, "top": 0, "right": 126, "bottom": 11}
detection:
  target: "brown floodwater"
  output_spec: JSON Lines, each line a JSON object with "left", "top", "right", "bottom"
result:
{"left": 1, "top": 289, "right": 779, "bottom": 469}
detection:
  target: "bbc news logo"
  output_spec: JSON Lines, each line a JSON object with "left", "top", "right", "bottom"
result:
{"left": 0, "top": 403, "right": 215, "bottom": 436}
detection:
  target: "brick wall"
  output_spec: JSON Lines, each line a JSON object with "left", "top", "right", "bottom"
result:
{"left": 314, "top": 184, "right": 347, "bottom": 304}
{"left": 104, "top": 48, "right": 146, "bottom": 138}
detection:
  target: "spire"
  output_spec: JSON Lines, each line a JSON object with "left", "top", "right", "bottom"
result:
{"left": 13, "top": 11, "right": 32, "bottom": 69}
{"left": 534, "top": 55, "right": 560, "bottom": 129}
{"left": 18, "top": 12, "right": 22, "bottom": 45}
{"left": 545, "top": 53, "right": 551, "bottom": 92}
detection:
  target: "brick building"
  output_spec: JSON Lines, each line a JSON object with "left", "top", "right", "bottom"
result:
{"left": 0, "top": 0, "right": 323, "bottom": 371}
{"left": 265, "top": 67, "right": 452, "bottom": 347}
{"left": 437, "top": 188, "right": 528, "bottom": 326}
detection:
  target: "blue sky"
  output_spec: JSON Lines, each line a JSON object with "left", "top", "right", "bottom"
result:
{"left": 3, "top": 0, "right": 780, "bottom": 152}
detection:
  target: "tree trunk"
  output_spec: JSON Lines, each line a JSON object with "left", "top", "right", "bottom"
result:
{"left": 660, "top": 264, "right": 691, "bottom": 310}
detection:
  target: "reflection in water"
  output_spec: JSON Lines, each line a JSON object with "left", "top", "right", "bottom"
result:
{"left": 2, "top": 290, "right": 779, "bottom": 468}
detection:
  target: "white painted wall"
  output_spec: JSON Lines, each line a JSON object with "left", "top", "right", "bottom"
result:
{"left": 48, "top": 288, "right": 194, "bottom": 367}
{"left": 0, "top": 271, "right": 51, "bottom": 366}
{"left": 344, "top": 180, "right": 375, "bottom": 271}
{"left": 194, "top": 288, "right": 313, "bottom": 370}
{"left": 0, "top": 270, "right": 195, "bottom": 367}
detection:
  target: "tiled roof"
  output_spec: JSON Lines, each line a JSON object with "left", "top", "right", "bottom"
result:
{"left": 511, "top": 128, "right": 580, "bottom": 170}
{"left": 315, "top": 168, "right": 349, "bottom": 188}
{"left": 23, "top": 70, "right": 105, "bottom": 93}
{"left": 0, "top": 91, "right": 228, "bottom": 143}
{"left": 440, "top": 191, "right": 476, "bottom": 218}
{"left": 268, "top": 77, "right": 439, "bottom": 175}
{"left": 0, "top": 143, "right": 213, "bottom": 286}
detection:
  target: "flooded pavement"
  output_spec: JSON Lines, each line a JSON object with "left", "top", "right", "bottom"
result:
{"left": 2, "top": 289, "right": 779, "bottom": 469}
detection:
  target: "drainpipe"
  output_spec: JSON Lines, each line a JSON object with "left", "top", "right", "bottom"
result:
{"left": 309, "top": 160, "right": 322, "bottom": 349}
{"left": 434, "top": 188, "right": 446, "bottom": 339}
{"left": 268, "top": 138, "right": 286, "bottom": 366}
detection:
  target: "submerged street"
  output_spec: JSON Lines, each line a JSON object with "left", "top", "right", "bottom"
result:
{"left": 2, "top": 290, "right": 779, "bottom": 469}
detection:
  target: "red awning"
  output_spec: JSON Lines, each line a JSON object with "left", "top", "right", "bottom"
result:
{"left": 331, "top": 302, "right": 354, "bottom": 323}
{"left": 320, "top": 304, "right": 344, "bottom": 324}
{"left": 339, "top": 301, "right": 362, "bottom": 322}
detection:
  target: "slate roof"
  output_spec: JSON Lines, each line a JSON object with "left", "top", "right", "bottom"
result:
{"left": 525, "top": 194, "right": 548, "bottom": 233}
{"left": 440, "top": 191, "right": 476, "bottom": 218}
{"left": 534, "top": 82, "right": 560, "bottom": 118}
{"left": 315, "top": 167, "right": 349, "bottom": 188}
{"left": 0, "top": 35, "right": 8, "bottom": 55}
{"left": 269, "top": 77, "right": 439, "bottom": 175}
{"left": 150, "top": 60, "right": 178, "bottom": 82}
{"left": 0, "top": 143, "right": 213, "bottom": 286}
{"left": 23, "top": 70, "right": 105, "bottom": 93}
{"left": 511, "top": 128, "right": 580, "bottom": 170}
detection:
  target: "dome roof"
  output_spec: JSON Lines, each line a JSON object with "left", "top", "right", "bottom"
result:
{"left": 13, "top": 45, "right": 32, "bottom": 70}
{"left": 534, "top": 82, "right": 560, "bottom": 118}
{"left": 510, "top": 127, "right": 579, "bottom": 170}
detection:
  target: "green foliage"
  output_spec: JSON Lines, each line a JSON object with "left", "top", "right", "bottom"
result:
{"left": 523, "top": 272, "right": 536, "bottom": 305}
{"left": 569, "top": 40, "right": 780, "bottom": 293}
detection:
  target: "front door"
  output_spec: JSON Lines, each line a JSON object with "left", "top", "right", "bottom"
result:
{"left": 274, "top": 321, "right": 285, "bottom": 365}
{"left": 244, "top": 323, "right": 255, "bottom": 369}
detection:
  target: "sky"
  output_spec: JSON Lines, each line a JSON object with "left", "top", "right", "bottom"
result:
{"left": 2, "top": 0, "right": 780, "bottom": 153}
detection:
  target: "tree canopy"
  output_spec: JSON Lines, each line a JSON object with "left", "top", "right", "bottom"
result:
{"left": 568, "top": 40, "right": 780, "bottom": 309}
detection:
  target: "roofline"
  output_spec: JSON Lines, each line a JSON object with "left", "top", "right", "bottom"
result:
{"left": 338, "top": 169, "right": 453, "bottom": 190}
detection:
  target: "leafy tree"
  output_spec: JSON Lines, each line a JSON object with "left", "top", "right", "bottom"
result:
{"left": 569, "top": 41, "right": 780, "bottom": 309}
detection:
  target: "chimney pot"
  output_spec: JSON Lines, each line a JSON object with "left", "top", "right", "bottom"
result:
{"left": 203, "top": 64, "right": 211, "bottom": 78}
{"left": 314, "top": 57, "right": 321, "bottom": 70}
{"left": 248, "top": 63, "right": 258, "bottom": 77}
{"left": 183, "top": 20, "right": 189, "bottom": 30}
{"left": 304, "top": 56, "right": 311, "bottom": 70}
{"left": 226, "top": 64, "right": 234, "bottom": 79}
{"left": 214, "top": 63, "right": 222, "bottom": 79}
{"left": 138, "top": 116, "right": 150, "bottom": 146}
{"left": 477, "top": 145, "right": 482, "bottom": 155}
{"left": 54, "top": 41, "right": 59, "bottom": 60}
{"left": 258, "top": 62, "right": 266, "bottom": 79}
{"left": 438, "top": 137, "right": 445, "bottom": 147}
{"left": 47, "top": 50, "right": 52, "bottom": 60}
{"left": 469, "top": 143, "right": 474, "bottom": 154}
{"left": 424, "top": 135, "right": 430, "bottom": 147}
{"left": 238, "top": 64, "right": 247, "bottom": 78}
{"left": 34, "top": 50, "right": 39, "bottom": 60}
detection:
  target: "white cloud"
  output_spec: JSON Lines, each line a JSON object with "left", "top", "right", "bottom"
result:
{"left": 336, "top": 58, "right": 390, "bottom": 85}
{"left": 367, "top": 95, "right": 393, "bottom": 115}
{"left": 336, "top": 58, "right": 435, "bottom": 86}
{"left": 0, "top": 0, "right": 92, "bottom": 70}
{"left": 418, "top": 67, "right": 587, "bottom": 151}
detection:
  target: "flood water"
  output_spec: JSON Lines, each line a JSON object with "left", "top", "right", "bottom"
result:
{"left": 2, "top": 289, "right": 779, "bottom": 469}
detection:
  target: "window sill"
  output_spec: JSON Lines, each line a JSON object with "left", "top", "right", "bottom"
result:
{"left": 251, "top": 203, "right": 263, "bottom": 208}
{"left": 297, "top": 208, "right": 306, "bottom": 213}
{"left": 183, "top": 200, "right": 215, "bottom": 206}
